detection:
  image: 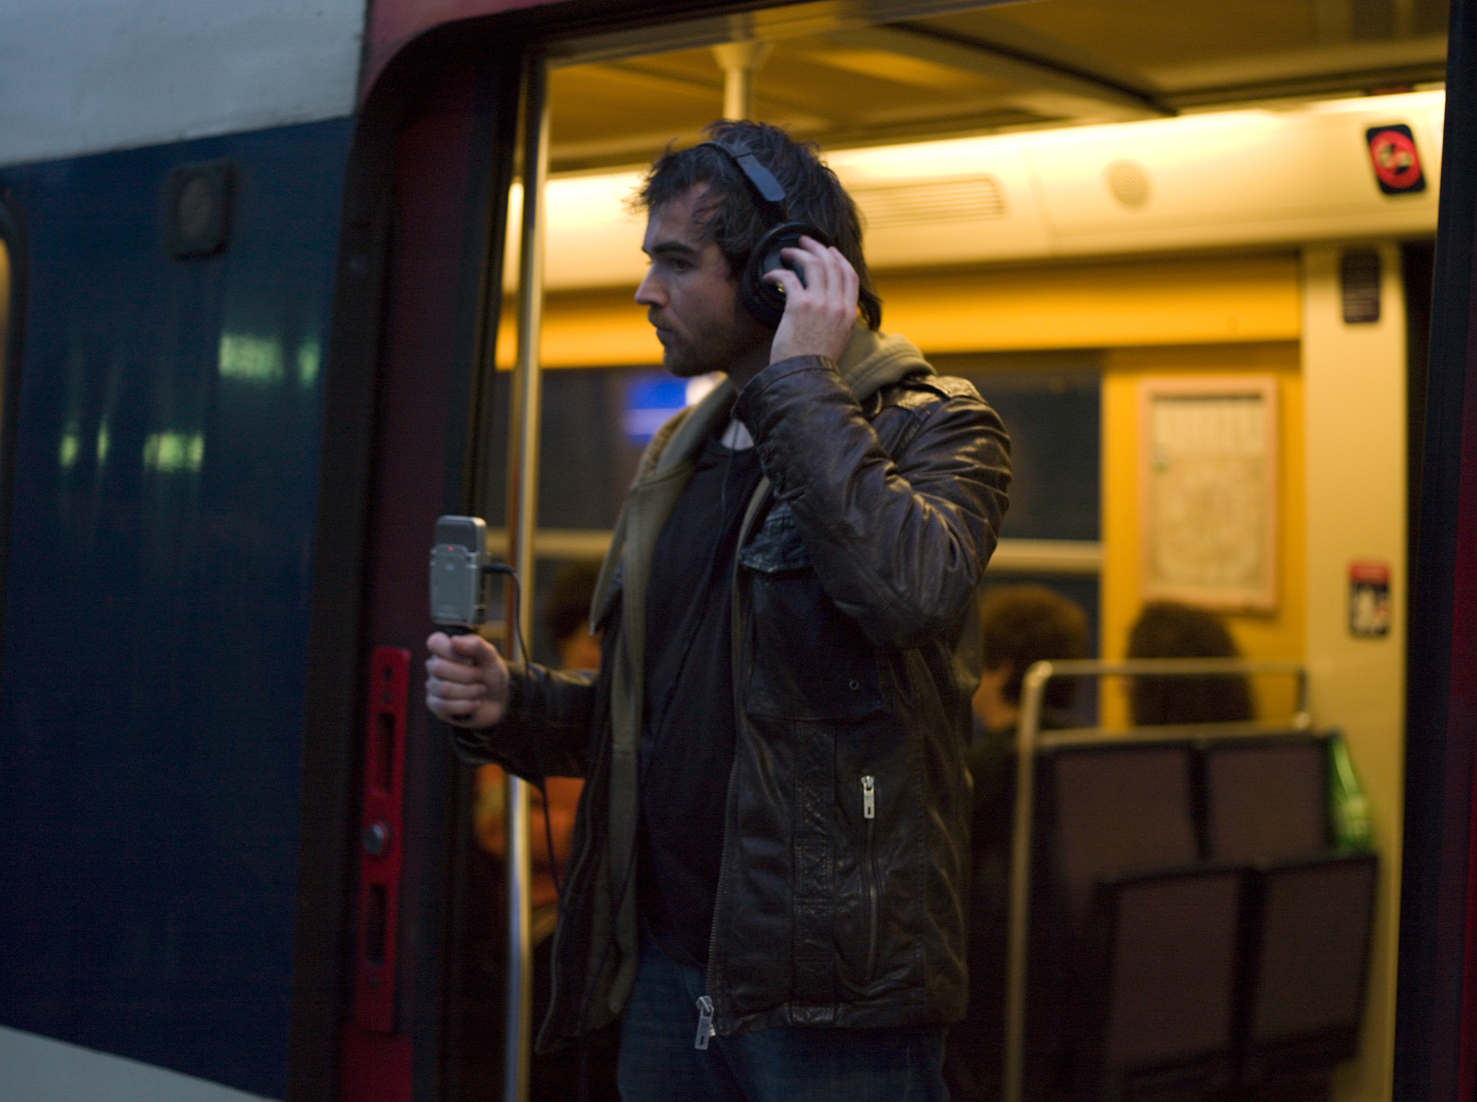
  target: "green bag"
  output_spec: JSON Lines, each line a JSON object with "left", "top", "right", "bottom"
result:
{"left": 1328, "top": 731, "right": 1373, "bottom": 852}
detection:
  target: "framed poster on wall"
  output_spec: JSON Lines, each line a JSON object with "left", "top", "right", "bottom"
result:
{"left": 1140, "top": 376, "right": 1278, "bottom": 611}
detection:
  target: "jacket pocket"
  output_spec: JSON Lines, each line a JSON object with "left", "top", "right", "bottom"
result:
{"left": 741, "top": 503, "right": 883, "bottom": 721}
{"left": 738, "top": 499, "right": 810, "bottom": 573}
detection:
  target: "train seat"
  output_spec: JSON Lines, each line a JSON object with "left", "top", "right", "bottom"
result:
{"left": 1072, "top": 864, "right": 1247, "bottom": 1101}
{"left": 1237, "top": 852, "right": 1379, "bottom": 1089}
{"left": 1007, "top": 734, "right": 1376, "bottom": 1101}
{"left": 1037, "top": 741, "right": 1200, "bottom": 918}
{"left": 1199, "top": 734, "right": 1330, "bottom": 863}
{"left": 1021, "top": 742, "right": 1201, "bottom": 1097}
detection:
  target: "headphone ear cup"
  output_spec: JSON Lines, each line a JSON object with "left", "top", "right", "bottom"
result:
{"left": 740, "top": 222, "right": 831, "bottom": 329}
{"left": 742, "top": 226, "right": 790, "bottom": 329}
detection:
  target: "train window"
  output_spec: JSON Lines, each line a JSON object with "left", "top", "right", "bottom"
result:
{"left": 482, "top": 366, "right": 657, "bottom": 534}
{"left": 477, "top": 355, "right": 1101, "bottom": 664}
{"left": 931, "top": 353, "right": 1101, "bottom": 545}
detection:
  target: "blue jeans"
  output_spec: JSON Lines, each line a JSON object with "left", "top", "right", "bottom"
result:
{"left": 617, "top": 934, "right": 948, "bottom": 1102}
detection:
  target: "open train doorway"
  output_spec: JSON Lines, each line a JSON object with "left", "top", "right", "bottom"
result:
{"left": 338, "top": 3, "right": 1447, "bottom": 1101}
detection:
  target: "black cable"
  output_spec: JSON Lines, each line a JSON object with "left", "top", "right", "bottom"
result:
{"left": 484, "top": 563, "right": 563, "bottom": 899}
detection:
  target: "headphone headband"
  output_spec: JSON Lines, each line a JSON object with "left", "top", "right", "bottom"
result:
{"left": 699, "top": 139, "right": 790, "bottom": 216}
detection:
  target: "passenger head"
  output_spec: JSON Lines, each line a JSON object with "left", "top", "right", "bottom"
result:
{"left": 979, "top": 584, "right": 1089, "bottom": 711}
{"left": 1126, "top": 601, "right": 1254, "bottom": 725}
{"left": 545, "top": 559, "right": 604, "bottom": 671}
{"left": 636, "top": 120, "right": 882, "bottom": 330}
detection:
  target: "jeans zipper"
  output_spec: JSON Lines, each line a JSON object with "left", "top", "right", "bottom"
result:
{"left": 862, "top": 774, "right": 878, "bottom": 981}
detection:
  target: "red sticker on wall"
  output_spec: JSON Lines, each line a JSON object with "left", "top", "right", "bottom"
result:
{"left": 1366, "top": 125, "right": 1426, "bottom": 195}
{"left": 1349, "top": 561, "right": 1391, "bottom": 637}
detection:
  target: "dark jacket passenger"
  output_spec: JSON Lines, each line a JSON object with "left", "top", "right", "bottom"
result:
{"left": 454, "top": 325, "right": 1011, "bottom": 1048}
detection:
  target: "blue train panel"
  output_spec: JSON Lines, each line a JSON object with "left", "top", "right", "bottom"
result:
{"left": 0, "top": 116, "right": 352, "bottom": 1099}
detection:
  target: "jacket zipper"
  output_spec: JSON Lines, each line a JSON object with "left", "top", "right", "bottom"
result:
{"left": 862, "top": 774, "right": 878, "bottom": 982}
{"left": 694, "top": 995, "right": 715, "bottom": 1050}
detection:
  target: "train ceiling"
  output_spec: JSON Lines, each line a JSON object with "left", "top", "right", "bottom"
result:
{"left": 548, "top": 0, "right": 1449, "bottom": 172}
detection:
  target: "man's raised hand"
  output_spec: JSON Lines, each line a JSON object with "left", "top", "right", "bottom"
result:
{"left": 766, "top": 236, "right": 861, "bottom": 366}
{"left": 425, "top": 631, "right": 510, "bottom": 728}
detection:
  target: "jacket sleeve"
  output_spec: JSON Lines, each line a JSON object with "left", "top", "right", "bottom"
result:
{"left": 450, "top": 662, "right": 596, "bottom": 779}
{"left": 733, "top": 353, "right": 1010, "bottom": 650}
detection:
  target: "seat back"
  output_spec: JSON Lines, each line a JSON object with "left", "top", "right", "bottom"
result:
{"left": 1041, "top": 742, "right": 1199, "bottom": 916}
{"left": 1076, "top": 865, "right": 1245, "bottom": 1100}
{"left": 1201, "top": 734, "right": 1328, "bottom": 862}
{"left": 1239, "top": 852, "right": 1378, "bottom": 1084}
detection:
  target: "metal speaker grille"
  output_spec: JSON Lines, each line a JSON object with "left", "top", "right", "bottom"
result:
{"left": 1105, "top": 159, "right": 1152, "bottom": 209}
{"left": 1340, "top": 250, "right": 1382, "bottom": 324}
{"left": 851, "top": 176, "right": 1007, "bottom": 228}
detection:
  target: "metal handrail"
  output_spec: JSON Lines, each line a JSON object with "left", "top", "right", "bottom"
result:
{"left": 1001, "top": 658, "right": 1309, "bottom": 1102}
{"left": 504, "top": 51, "right": 550, "bottom": 1102}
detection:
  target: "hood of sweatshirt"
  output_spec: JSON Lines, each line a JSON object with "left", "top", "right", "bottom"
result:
{"left": 835, "top": 323, "right": 934, "bottom": 404}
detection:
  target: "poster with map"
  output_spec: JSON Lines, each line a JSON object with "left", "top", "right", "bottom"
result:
{"left": 1140, "top": 377, "right": 1278, "bottom": 610}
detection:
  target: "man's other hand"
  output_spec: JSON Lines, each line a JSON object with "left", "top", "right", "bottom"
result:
{"left": 766, "top": 236, "right": 860, "bottom": 365}
{"left": 425, "top": 631, "right": 510, "bottom": 727}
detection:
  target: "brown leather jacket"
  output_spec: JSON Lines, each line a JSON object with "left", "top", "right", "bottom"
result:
{"left": 453, "top": 326, "right": 1011, "bottom": 1047}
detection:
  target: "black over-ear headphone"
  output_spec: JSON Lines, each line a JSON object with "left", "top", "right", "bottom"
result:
{"left": 700, "top": 138, "right": 832, "bottom": 328}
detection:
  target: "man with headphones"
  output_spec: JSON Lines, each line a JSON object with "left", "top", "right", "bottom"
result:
{"left": 427, "top": 120, "right": 1011, "bottom": 1101}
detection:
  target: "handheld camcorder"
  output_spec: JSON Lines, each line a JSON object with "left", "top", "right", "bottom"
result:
{"left": 429, "top": 515, "right": 495, "bottom": 628}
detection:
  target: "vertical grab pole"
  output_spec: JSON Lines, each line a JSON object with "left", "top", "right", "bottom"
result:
{"left": 1002, "top": 660, "right": 1052, "bottom": 1102}
{"left": 504, "top": 50, "right": 549, "bottom": 1102}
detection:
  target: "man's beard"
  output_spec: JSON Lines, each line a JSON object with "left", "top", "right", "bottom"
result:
{"left": 652, "top": 308, "right": 768, "bottom": 378}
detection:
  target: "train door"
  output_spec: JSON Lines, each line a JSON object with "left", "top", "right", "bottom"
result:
{"left": 324, "top": 3, "right": 1456, "bottom": 1101}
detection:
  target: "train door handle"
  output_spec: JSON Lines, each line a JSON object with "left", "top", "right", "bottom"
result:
{"left": 337, "top": 648, "right": 413, "bottom": 1102}
{"left": 354, "top": 645, "right": 409, "bottom": 1033}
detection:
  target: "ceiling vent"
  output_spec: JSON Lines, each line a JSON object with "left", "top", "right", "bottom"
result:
{"left": 852, "top": 176, "right": 1007, "bottom": 228}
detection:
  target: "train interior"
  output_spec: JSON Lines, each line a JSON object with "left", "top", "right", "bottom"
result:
{"left": 445, "top": 3, "right": 1446, "bottom": 1100}
{"left": 0, "top": 1, "right": 1452, "bottom": 1100}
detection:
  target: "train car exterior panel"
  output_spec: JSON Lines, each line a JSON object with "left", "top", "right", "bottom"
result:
{"left": 0, "top": 116, "right": 353, "bottom": 1099}
{"left": 0, "top": 0, "right": 365, "bottom": 169}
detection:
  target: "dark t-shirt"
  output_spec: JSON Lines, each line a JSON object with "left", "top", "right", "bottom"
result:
{"left": 638, "top": 423, "right": 764, "bottom": 970}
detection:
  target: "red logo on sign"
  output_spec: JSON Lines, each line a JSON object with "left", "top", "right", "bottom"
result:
{"left": 1368, "top": 129, "right": 1422, "bottom": 190}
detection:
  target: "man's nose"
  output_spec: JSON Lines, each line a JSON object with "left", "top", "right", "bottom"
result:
{"left": 634, "top": 269, "right": 663, "bottom": 307}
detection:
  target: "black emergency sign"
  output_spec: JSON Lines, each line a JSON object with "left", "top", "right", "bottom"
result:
{"left": 1366, "top": 124, "right": 1426, "bottom": 195}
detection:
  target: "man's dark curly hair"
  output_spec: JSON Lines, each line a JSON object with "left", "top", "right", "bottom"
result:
{"left": 980, "top": 584, "right": 1089, "bottom": 708}
{"left": 1127, "top": 601, "right": 1254, "bottom": 725}
{"left": 636, "top": 120, "right": 883, "bottom": 330}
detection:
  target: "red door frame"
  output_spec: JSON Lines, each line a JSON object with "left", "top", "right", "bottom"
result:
{"left": 292, "top": 25, "right": 522, "bottom": 1101}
